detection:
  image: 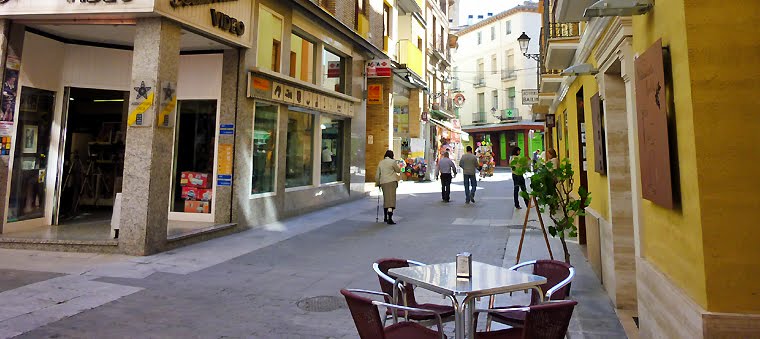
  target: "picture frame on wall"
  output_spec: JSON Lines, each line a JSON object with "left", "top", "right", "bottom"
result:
{"left": 20, "top": 94, "right": 37, "bottom": 112}
{"left": 22, "top": 125, "right": 37, "bottom": 154}
{"left": 21, "top": 156, "right": 36, "bottom": 170}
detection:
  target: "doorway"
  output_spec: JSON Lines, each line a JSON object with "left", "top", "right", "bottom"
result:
{"left": 576, "top": 88, "right": 589, "bottom": 244}
{"left": 56, "top": 87, "right": 128, "bottom": 227}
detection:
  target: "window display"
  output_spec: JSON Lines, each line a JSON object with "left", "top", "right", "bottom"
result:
{"left": 320, "top": 115, "right": 343, "bottom": 184}
{"left": 285, "top": 108, "right": 314, "bottom": 188}
{"left": 252, "top": 102, "right": 278, "bottom": 194}
{"left": 171, "top": 100, "right": 217, "bottom": 214}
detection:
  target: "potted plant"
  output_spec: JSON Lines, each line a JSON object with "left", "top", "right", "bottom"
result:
{"left": 513, "top": 157, "right": 591, "bottom": 264}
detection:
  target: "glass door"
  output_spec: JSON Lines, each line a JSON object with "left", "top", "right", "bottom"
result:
{"left": 169, "top": 100, "right": 217, "bottom": 219}
{"left": 7, "top": 87, "right": 55, "bottom": 223}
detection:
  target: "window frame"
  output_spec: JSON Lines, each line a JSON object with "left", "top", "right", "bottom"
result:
{"left": 321, "top": 47, "right": 349, "bottom": 94}
{"left": 477, "top": 31, "right": 482, "bottom": 45}
{"left": 250, "top": 100, "right": 281, "bottom": 199}
{"left": 506, "top": 20, "right": 512, "bottom": 35}
{"left": 290, "top": 29, "right": 318, "bottom": 84}
{"left": 491, "top": 26, "right": 496, "bottom": 40}
{"left": 284, "top": 107, "right": 317, "bottom": 190}
{"left": 318, "top": 113, "right": 346, "bottom": 185}
{"left": 257, "top": 4, "right": 285, "bottom": 74}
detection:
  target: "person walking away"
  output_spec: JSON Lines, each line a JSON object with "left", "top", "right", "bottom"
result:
{"left": 510, "top": 147, "right": 529, "bottom": 209}
{"left": 547, "top": 148, "right": 559, "bottom": 169}
{"left": 459, "top": 146, "right": 479, "bottom": 204}
{"left": 436, "top": 151, "right": 457, "bottom": 202}
{"left": 376, "top": 150, "right": 401, "bottom": 224}
{"left": 321, "top": 146, "right": 333, "bottom": 173}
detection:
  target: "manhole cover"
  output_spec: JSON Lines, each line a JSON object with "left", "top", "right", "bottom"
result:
{"left": 296, "top": 296, "right": 347, "bottom": 312}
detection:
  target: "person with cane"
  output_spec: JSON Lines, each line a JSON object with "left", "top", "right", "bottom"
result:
{"left": 376, "top": 150, "right": 401, "bottom": 224}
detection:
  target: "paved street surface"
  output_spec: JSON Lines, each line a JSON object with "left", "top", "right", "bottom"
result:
{"left": 0, "top": 169, "right": 628, "bottom": 338}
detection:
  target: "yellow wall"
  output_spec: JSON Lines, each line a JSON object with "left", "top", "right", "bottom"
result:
{"left": 633, "top": 0, "right": 708, "bottom": 308}
{"left": 681, "top": 1, "right": 760, "bottom": 313}
{"left": 257, "top": 7, "right": 283, "bottom": 71}
{"left": 551, "top": 75, "right": 609, "bottom": 222}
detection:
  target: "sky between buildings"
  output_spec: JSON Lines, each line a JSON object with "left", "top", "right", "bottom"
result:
{"left": 458, "top": 0, "right": 537, "bottom": 25}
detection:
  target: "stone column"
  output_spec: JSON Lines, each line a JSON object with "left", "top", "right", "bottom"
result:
{"left": 213, "top": 49, "right": 239, "bottom": 225}
{"left": 118, "top": 18, "right": 180, "bottom": 256}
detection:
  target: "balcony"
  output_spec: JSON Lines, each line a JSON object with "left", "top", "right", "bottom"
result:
{"left": 473, "top": 75, "right": 486, "bottom": 88}
{"left": 540, "top": 68, "right": 563, "bottom": 94}
{"left": 554, "top": 0, "right": 597, "bottom": 23}
{"left": 472, "top": 112, "right": 488, "bottom": 124}
{"left": 398, "top": 0, "right": 423, "bottom": 15}
{"left": 544, "top": 22, "right": 581, "bottom": 70}
{"left": 501, "top": 69, "right": 516, "bottom": 80}
{"left": 399, "top": 40, "right": 424, "bottom": 77}
{"left": 539, "top": 91, "right": 555, "bottom": 106}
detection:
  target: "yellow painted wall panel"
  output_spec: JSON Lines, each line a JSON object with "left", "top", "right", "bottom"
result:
{"left": 683, "top": 1, "right": 760, "bottom": 313}
{"left": 633, "top": 0, "right": 707, "bottom": 308}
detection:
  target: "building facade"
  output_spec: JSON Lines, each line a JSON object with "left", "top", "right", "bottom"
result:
{"left": 538, "top": 0, "right": 760, "bottom": 336}
{"left": 0, "top": 0, "right": 388, "bottom": 255}
{"left": 451, "top": 4, "right": 543, "bottom": 167}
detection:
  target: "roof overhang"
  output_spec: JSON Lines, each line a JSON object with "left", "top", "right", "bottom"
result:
{"left": 545, "top": 40, "right": 580, "bottom": 70}
{"left": 555, "top": 0, "right": 597, "bottom": 22}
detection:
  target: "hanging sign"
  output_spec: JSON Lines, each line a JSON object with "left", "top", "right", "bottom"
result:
{"left": 453, "top": 93, "right": 465, "bottom": 107}
{"left": 522, "top": 89, "right": 539, "bottom": 105}
{"left": 327, "top": 61, "right": 341, "bottom": 78}
{"left": 128, "top": 80, "right": 155, "bottom": 127}
{"left": 366, "top": 59, "right": 391, "bottom": 78}
{"left": 157, "top": 81, "right": 177, "bottom": 128}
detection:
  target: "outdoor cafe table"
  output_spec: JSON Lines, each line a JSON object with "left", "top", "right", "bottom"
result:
{"left": 388, "top": 261, "right": 547, "bottom": 339}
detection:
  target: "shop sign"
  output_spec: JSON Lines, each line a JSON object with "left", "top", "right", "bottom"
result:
{"left": 210, "top": 8, "right": 245, "bottom": 36}
{"left": 545, "top": 113, "right": 556, "bottom": 127}
{"left": 327, "top": 62, "right": 341, "bottom": 78}
{"left": 368, "top": 84, "right": 382, "bottom": 105}
{"left": 421, "top": 111, "right": 428, "bottom": 122}
{"left": 128, "top": 80, "right": 155, "bottom": 127}
{"left": 170, "top": 0, "right": 237, "bottom": 7}
{"left": 251, "top": 76, "right": 355, "bottom": 117}
{"left": 219, "top": 123, "right": 234, "bottom": 135}
{"left": 453, "top": 93, "right": 465, "bottom": 108}
{"left": 157, "top": 81, "right": 177, "bottom": 128}
{"left": 217, "top": 143, "right": 233, "bottom": 186}
{"left": 366, "top": 59, "right": 391, "bottom": 78}
{"left": 522, "top": 89, "right": 539, "bottom": 105}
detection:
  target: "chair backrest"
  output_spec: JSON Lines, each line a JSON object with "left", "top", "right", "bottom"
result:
{"left": 531, "top": 260, "right": 572, "bottom": 305}
{"left": 375, "top": 258, "right": 418, "bottom": 306}
{"left": 522, "top": 300, "right": 577, "bottom": 339}
{"left": 341, "top": 289, "right": 386, "bottom": 339}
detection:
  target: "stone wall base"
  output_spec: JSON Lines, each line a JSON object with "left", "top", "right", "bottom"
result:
{"left": 638, "top": 258, "right": 760, "bottom": 338}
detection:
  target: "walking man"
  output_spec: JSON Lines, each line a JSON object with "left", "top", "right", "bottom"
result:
{"left": 436, "top": 151, "right": 457, "bottom": 202}
{"left": 459, "top": 146, "right": 479, "bottom": 204}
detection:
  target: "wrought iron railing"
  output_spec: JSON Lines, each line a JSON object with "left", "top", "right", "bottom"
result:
{"left": 472, "top": 112, "right": 487, "bottom": 123}
{"left": 546, "top": 22, "right": 580, "bottom": 39}
{"left": 473, "top": 75, "right": 486, "bottom": 87}
{"left": 501, "top": 69, "right": 516, "bottom": 80}
{"left": 500, "top": 108, "right": 520, "bottom": 120}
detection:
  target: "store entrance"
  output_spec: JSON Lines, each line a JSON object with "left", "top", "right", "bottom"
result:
{"left": 56, "top": 87, "right": 127, "bottom": 227}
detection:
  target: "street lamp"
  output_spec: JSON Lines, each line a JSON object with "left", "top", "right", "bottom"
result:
{"left": 517, "top": 31, "right": 541, "bottom": 94}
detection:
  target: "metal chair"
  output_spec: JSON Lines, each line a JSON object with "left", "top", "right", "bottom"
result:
{"left": 473, "top": 300, "right": 577, "bottom": 339}
{"left": 486, "top": 260, "right": 575, "bottom": 329}
{"left": 373, "top": 258, "right": 455, "bottom": 325}
{"left": 340, "top": 288, "right": 447, "bottom": 339}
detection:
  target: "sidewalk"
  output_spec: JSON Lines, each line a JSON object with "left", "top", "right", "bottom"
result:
{"left": 0, "top": 169, "right": 629, "bottom": 338}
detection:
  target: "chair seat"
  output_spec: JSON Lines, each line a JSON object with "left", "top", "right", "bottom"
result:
{"left": 385, "top": 321, "right": 446, "bottom": 339}
{"left": 474, "top": 327, "right": 521, "bottom": 339}
{"left": 386, "top": 303, "right": 455, "bottom": 320}
{"left": 490, "top": 305, "right": 527, "bottom": 326}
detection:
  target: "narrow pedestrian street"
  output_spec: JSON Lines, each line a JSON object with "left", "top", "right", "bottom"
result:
{"left": 0, "top": 169, "right": 628, "bottom": 338}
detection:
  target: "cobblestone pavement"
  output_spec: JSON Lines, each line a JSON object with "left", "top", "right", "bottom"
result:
{"left": 0, "top": 169, "right": 628, "bottom": 338}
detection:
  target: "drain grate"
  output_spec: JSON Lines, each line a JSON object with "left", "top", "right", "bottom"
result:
{"left": 296, "top": 296, "right": 347, "bottom": 312}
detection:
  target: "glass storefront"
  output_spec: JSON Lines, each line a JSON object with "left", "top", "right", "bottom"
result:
{"left": 171, "top": 100, "right": 217, "bottom": 214}
{"left": 285, "top": 108, "right": 314, "bottom": 188}
{"left": 7, "top": 87, "right": 55, "bottom": 222}
{"left": 320, "top": 115, "right": 343, "bottom": 184}
{"left": 252, "top": 102, "right": 278, "bottom": 195}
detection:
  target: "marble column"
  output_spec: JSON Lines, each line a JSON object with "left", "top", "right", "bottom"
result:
{"left": 213, "top": 49, "right": 239, "bottom": 225}
{"left": 118, "top": 18, "right": 180, "bottom": 256}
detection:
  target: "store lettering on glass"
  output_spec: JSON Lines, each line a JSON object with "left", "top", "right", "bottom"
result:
{"left": 209, "top": 9, "right": 245, "bottom": 36}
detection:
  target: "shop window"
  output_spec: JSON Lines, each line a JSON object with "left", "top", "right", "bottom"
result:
{"left": 285, "top": 108, "right": 314, "bottom": 188}
{"left": 320, "top": 115, "right": 344, "bottom": 184}
{"left": 171, "top": 100, "right": 217, "bottom": 214}
{"left": 322, "top": 48, "right": 346, "bottom": 94}
{"left": 257, "top": 6, "right": 283, "bottom": 73}
{"left": 7, "top": 87, "right": 54, "bottom": 222}
{"left": 290, "top": 31, "right": 316, "bottom": 84}
{"left": 252, "top": 102, "right": 279, "bottom": 195}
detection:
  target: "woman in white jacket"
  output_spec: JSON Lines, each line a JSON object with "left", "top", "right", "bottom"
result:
{"left": 376, "top": 150, "right": 401, "bottom": 224}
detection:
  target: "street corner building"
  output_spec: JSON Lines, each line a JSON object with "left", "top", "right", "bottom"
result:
{"left": 535, "top": 0, "right": 760, "bottom": 337}
{"left": 0, "top": 0, "right": 398, "bottom": 255}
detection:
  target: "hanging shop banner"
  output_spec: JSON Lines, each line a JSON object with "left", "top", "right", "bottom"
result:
{"left": 368, "top": 84, "right": 383, "bottom": 105}
{"left": 366, "top": 59, "right": 392, "bottom": 78}
{"left": 128, "top": 80, "right": 155, "bottom": 127}
{"left": 247, "top": 73, "right": 356, "bottom": 118}
{"left": 327, "top": 61, "right": 341, "bottom": 78}
{"left": 522, "top": 89, "right": 539, "bottom": 105}
{"left": 157, "top": 81, "right": 177, "bottom": 128}
{"left": 217, "top": 143, "right": 233, "bottom": 186}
